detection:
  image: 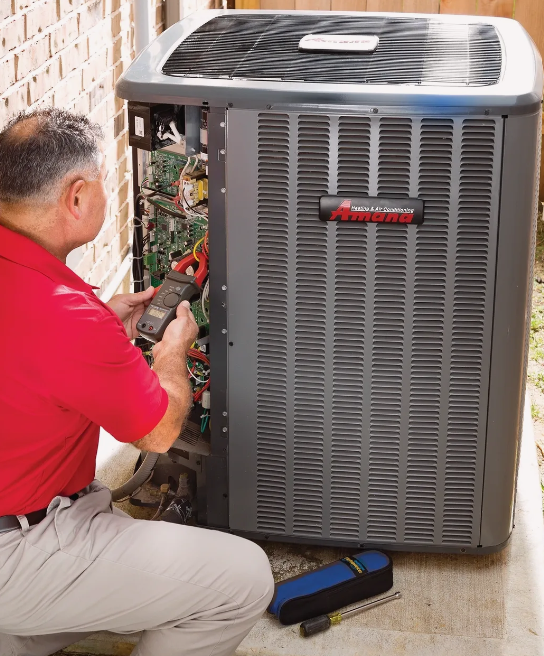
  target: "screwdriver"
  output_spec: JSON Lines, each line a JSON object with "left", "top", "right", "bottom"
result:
{"left": 299, "top": 591, "right": 402, "bottom": 637}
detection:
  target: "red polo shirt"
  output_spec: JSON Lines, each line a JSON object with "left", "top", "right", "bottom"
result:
{"left": 0, "top": 224, "right": 168, "bottom": 516}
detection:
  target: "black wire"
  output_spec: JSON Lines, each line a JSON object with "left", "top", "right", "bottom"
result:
{"left": 132, "top": 148, "right": 144, "bottom": 294}
{"left": 142, "top": 184, "right": 177, "bottom": 198}
{"left": 146, "top": 196, "right": 186, "bottom": 219}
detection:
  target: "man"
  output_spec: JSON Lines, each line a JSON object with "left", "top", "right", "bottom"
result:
{"left": 0, "top": 109, "right": 274, "bottom": 656}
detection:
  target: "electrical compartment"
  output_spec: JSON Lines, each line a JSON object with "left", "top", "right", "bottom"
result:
{"left": 130, "top": 101, "right": 212, "bottom": 522}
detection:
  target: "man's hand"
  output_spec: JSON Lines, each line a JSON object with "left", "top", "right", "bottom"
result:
{"left": 132, "top": 301, "right": 199, "bottom": 454}
{"left": 152, "top": 301, "right": 198, "bottom": 361}
{"left": 107, "top": 286, "right": 155, "bottom": 340}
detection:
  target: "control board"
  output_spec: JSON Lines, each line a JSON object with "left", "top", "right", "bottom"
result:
{"left": 132, "top": 104, "right": 210, "bottom": 424}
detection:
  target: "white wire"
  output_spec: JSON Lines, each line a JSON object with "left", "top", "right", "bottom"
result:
{"left": 176, "top": 156, "right": 208, "bottom": 220}
{"left": 187, "top": 360, "right": 209, "bottom": 384}
{"left": 201, "top": 278, "right": 210, "bottom": 321}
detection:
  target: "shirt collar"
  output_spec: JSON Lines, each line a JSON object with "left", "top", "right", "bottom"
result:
{"left": 0, "top": 224, "right": 99, "bottom": 293}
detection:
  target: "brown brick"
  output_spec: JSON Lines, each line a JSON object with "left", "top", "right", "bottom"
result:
{"left": 118, "top": 221, "right": 129, "bottom": 251}
{"left": 155, "top": 4, "right": 163, "bottom": 29}
{"left": 113, "top": 110, "right": 125, "bottom": 138}
{"left": 33, "top": 88, "right": 54, "bottom": 109}
{"left": 58, "top": 0, "right": 84, "bottom": 19}
{"left": 114, "top": 93, "right": 124, "bottom": 114}
{"left": 74, "top": 247, "right": 95, "bottom": 279}
{"left": 59, "top": 37, "right": 88, "bottom": 76}
{"left": 104, "top": 89, "right": 114, "bottom": 117}
{"left": 117, "top": 177, "right": 129, "bottom": 206}
{"left": 51, "top": 14, "right": 78, "bottom": 54}
{"left": 78, "top": 0, "right": 102, "bottom": 34}
{"left": 27, "top": 59, "right": 61, "bottom": 103}
{"left": 116, "top": 200, "right": 129, "bottom": 230}
{"left": 0, "top": 0, "right": 10, "bottom": 20}
{"left": 103, "top": 0, "right": 123, "bottom": 16}
{"left": 88, "top": 18, "right": 114, "bottom": 51}
{"left": 109, "top": 8, "right": 121, "bottom": 35}
{"left": 26, "top": 0, "right": 57, "bottom": 40}
{"left": 104, "top": 138, "right": 120, "bottom": 171}
{"left": 0, "top": 83, "right": 27, "bottom": 127}
{"left": 1, "top": 55, "right": 16, "bottom": 87}
{"left": 81, "top": 49, "right": 106, "bottom": 87}
{"left": 0, "top": 13, "right": 25, "bottom": 52}
{"left": 89, "top": 93, "right": 109, "bottom": 123}
{"left": 111, "top": 31, "right": 132, "bottom": 62}
{"left": 71, "top": 89, "right": 90, "bottom": 114}
{"left": 15, "top": 35, "right": 50, "bottom": 80}
{"left": 53, "top": 69, "right": 82, "bottom": 106}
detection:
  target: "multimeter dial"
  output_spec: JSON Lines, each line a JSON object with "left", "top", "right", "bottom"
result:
{"left": 163, "top": 292, "right": 181, "bottom": 308}
{"left": 137, "top": 271, "right": 200, "bottom": 343}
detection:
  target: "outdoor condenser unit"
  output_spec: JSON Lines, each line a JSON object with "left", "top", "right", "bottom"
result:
{"left": 117, "top": 10, "right": 543, "bottom": 553}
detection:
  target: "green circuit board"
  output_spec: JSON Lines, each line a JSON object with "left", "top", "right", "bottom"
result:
{"left": 143, "top": 151, "right": 209, "bottom": 329}
{"left": 146, "top": 150, "right": 189, "bottom": 197}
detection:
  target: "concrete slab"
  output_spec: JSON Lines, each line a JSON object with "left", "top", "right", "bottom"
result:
{"left": 58, "top": 399, "right": 544, "bottom": 655}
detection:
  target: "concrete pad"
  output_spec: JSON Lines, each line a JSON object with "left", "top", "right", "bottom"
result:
{"left": 60, "top": 399, "right": 544, "bottom": 655}
{"left": 239, "top": 398, "right": 544, "bottom": 656}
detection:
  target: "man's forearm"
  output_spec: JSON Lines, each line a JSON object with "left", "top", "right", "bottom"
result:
{"left": 133, "top": 348, "right": 192, "bottom": 453}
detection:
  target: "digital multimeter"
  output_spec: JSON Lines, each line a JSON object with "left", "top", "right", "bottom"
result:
{"left": 137, "top": 270, "right": 200, "bottom": 343}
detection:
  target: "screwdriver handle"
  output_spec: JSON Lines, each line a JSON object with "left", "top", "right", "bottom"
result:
{"left": 299, "top": 614, "right": 332, "bottom": 637}
{"left": 299, "top": 592, "right": 401, "bottom": 638}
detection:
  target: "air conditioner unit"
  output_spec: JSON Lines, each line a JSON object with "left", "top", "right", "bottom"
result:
{"left": 117, "top": 10, "right": 543, "bottom": 554}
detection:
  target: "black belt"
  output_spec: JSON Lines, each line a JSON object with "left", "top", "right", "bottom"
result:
{"left": 0, "top": 493, "right": 80, "bottom": 534}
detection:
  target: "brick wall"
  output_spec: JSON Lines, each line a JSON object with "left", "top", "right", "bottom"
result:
{"left": 0, "top": 0, "right": 164, "bottom": 294}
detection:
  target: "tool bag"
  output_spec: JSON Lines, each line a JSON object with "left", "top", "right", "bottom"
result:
{"left": 267, "top": 550, "right": 393, "bottom": 625}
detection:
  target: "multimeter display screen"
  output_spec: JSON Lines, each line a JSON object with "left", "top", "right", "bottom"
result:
{"left": 148, "top": 307, "right": 167, "bottom": 319}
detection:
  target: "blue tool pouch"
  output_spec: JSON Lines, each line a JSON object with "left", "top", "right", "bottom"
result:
{"left": 267, "top": 550, "right": 393, "bottom": 625}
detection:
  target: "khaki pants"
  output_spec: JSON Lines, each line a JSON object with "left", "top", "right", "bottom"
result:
{"left": 0, "top": 481, "right": 274, "bottom": 656}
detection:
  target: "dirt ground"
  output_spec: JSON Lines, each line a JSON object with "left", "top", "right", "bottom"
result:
{"left": 526, "top": 210, "right": 544, "bottom": 512}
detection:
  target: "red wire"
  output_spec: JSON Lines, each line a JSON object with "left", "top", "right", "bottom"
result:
{"left": 194, "top": 379, "right": 210, "bottom": 402}
{"left": 188, "top": 348, "right": 209, "bottom": 365}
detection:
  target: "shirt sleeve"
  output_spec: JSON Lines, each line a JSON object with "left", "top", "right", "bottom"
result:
{"left": 48, "top": 291, "right": 169, "bottom": 443}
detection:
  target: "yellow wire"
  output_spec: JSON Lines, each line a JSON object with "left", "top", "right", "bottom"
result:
{"left": 192, "top": 236, "right": 205, "bottom": 262}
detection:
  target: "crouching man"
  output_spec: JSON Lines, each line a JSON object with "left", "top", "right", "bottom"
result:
{"left": 0, "top": 108, "right": 273, "bottom": 656}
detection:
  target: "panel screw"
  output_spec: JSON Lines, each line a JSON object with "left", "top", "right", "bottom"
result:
{"left": 228, "top": 103, "right": 233, "bottom": 108}
{"left": 222, "top": 427, "right": 228, "bottom": 433}
{"left": 220, "top": 121, "right": 225, "bottom": 128}
{"left": 222, "top": 411, "right": 228, "bottom": 417}
{"left": 220, "top": 149, "right": 226, "bottom": 155}
{"left": 221, "top": 285, "right": 227, "bottom": 291}
{"left": 222, "top": 328, "right": 227, "bottom": 334}
{"left": 221, "top": 188, "right": 226, "bottom": 193}
{"left": 371, "top": 108, "right": 378, "bottom": 113}
{"left": 266, "top": 104, "right": 272, "bottom": 109}
{"left": 484, "top": 109, "right": 490, "bottom": 115}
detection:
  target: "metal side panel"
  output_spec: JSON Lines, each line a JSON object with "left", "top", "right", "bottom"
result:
{"left": 226, "top": 110, "right": 260, "bottom": 532}
{"left": 206, "top": 107, "right": 229, "bottom": 528}
{"left": 226, "top": 108, "right": 503, "bottom": 550}
{"left": 480, "top": 111, "right": 541, "bottom": 548}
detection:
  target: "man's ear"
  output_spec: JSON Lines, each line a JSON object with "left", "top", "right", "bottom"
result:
{"left": 65, "top": 179, "right": 86, "bottom": 220}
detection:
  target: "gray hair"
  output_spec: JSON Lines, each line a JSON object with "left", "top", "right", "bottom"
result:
{"left": 0, "top": 108, "right": 104, "bottom": 205}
